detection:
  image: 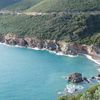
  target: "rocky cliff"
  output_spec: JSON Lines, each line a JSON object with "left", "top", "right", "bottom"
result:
{"left": 0, "top": 33, "right": 100, "bottom": 61}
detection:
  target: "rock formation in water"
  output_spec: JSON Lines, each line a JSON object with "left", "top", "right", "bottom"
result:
{"left": 68, "top": 73, "right": 83, "bottom": 83}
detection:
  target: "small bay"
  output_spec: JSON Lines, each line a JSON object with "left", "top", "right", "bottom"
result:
{"left": 0, "top": 44, "right": 99, "bottom": 100}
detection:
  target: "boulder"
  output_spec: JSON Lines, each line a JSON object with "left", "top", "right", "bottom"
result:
{"left": 83, "top": 77, "right": 90, "bottom": 83}
{"left": 91, "top": 76, "right": 95, "bottom": 79}
{"left": 97, "top": 74, "right": 100, "bottom": 77}
{"left": 68, "top": 73, "right": 83, "bottom": 83}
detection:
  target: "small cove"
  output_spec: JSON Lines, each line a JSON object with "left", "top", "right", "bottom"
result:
{"left": 0, "top": 44, "right": 99, "bottom": 100}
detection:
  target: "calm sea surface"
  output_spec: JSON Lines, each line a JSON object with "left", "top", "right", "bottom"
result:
{"left": 0, "top": 44, "right": 99, "bottom": 100}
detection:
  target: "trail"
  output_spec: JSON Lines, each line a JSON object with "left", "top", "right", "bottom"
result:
{"left": 1, "top": 10, "right": 100, "bottom": 16}
{"left": 0, "top": 10, "right": 48, "bottom": 16}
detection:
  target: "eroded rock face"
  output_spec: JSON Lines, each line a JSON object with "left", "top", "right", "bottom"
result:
{"left": 58, "top": 43, "right": 89, "bottom": 55}
{"left": 18, "top": 38, "right": 28, "bottom": 46}
{"left": 68, "top": 73, "right": 83, "bottom": 83}
{"left": 4, "top": 33, "right": 18, "bottom": 45}
{"left": 25, "top": 37, "right": 45, "bottom": 49}
{"left": 0, "top": 34, "right": 4, "bottom": 42}
{"left": 1, "top": 33, "right": 100, "bottom": 59}
{"left": 8, "top": 39, "right": 17, "bottom": 45}
{"left": 45, "top": 40, "right": 59, "bottom": 51}
{"left": 93, "top": 45, "right": 100, "bottom": 54}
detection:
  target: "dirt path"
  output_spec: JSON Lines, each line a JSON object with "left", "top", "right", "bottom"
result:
{"left": 1, "top": 10, "right": 100, "bottom": 16}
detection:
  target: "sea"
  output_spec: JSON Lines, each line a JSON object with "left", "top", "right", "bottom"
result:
{"left": 0, "top": 44, "right": 99, "bottom": 100}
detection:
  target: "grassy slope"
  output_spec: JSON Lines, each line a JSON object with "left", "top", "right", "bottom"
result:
{"left": 58, "top": 84, "right": 100, "bottom": 100}
{"left": 1, "top": 0, "right": 100, "bottom": 12}
{"left": 5, "top": 0, "right": 42, "bottom": 11}
{"left": 27, "top": 0, "right": 100, "bottom": 12}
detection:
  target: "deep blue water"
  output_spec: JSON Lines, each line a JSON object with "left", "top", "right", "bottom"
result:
{"left": 0, "top": 44, "right": 99, "bottom": 100}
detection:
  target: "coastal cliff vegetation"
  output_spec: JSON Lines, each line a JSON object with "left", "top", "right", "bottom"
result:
{"left": 0, "top": 0, "right": 100, "bottom": 46}
{"left": 58, "top": 84, "right": 100, "bottom": 100}
{"left": 0, "top": 13, "right": 100, "bottom": 46}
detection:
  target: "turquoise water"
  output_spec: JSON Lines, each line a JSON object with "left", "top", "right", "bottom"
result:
{"left": 0, "top": 44, "right": 99, "bottom": 100}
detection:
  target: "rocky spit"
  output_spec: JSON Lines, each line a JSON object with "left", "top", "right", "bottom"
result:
{"left": 0, "top": 33, "right": 100, "bottom": 64}
{"left": 67, "top": 73, "right": 100, "bottom": 84}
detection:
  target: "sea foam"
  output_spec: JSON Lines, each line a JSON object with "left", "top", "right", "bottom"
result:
{"left": 85, "top": 54, "right": 100, "bottom": 65}
{"left": 97, "top": 68, "right": 100, "bottom": 72}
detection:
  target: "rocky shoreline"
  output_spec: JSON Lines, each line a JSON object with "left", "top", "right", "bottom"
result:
{"left": 58, "top": 73, "right": 100, "bottom": 95}
{"left": 0, "top": 33, "right": 100, "bottom": 65}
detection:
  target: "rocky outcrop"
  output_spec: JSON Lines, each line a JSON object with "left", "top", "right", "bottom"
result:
{"left": 57, "top": 42, "right": 89, "bottom": 55}
{"left": 86, "top": 45, "right": 100, "bottom": 60}
{"left": 4, "top": 33, "right": 18, "bottom": 45}
{"left": 17, "top": 38, "right": 28, "bottom": 46}
{"left": 68, "top": 73, "right": 83, "bottom": 83}
{"left": 45, "top": 40, "right": 59, "bottom": 51}
{"left": 98, "top": 74, "right": 100, "bottom": 77}
{"left": 93, "top": 45, "right": 100, "bottom": 54}
{"left": 0, "top": 34, "right": 4, "bottom": 43}
{"left": 0, "top": 33, "right": 100, "bottom": 61}
{"left": 67, "top": 72, "right": 100, "bottom": 84}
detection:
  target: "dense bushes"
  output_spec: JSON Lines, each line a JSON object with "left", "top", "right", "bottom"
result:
{"left": 0, "top": 13, "right": 100, "bottom": 45}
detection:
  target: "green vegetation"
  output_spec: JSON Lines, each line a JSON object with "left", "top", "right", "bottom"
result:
{"left": 0, "top": 1, "right": 99, "bottom": 99}
{"left": 0, "top": 0, "right": 99, "bottom": 46}
{"left": 58, "top": 84, "right": 100, "bottom": 100}
{"left": 0, "top": 0, "right": 100, "bottom": 12}
{"left": 0, "top": 0, "right": 42, "bottom": 11}
{"left": 0, "top": 13, "right": 100, "bottom": 45}
{"left": 6, "top": 0, "right": 42, "bottom": 11}
{"left": 27, "top": 0, "right": 100, "bottom": 12}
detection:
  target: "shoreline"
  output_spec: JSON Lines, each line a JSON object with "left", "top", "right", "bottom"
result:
{"left": 84, "top": 54, "right": 100, "bottom": 65}
{"left": 0, "top": 42, "right": 100, "bottom": 66}
{"left": 0, "top": 42, "right": 100, "bottom": 95}
{"left": 59, "top": 75, "right": 100, "bottom": 95}
{"left": 0, "top": 42, "right": 78, "bottom": 58}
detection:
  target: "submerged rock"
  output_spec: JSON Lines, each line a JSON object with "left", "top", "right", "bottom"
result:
{"left": 83, "top": 77, "right": 90, "bottom": 83}
{"left": 97, "top": 74, "right": 100, "bottom": 77}
{"left": 91, "top": 76, "right": 96, "bottom": 79}
{"left": 68, "top": 73, "right": 83, "bottom": 83}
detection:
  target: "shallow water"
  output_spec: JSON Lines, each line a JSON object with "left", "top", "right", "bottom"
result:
{"left": 0, "top": 44, "right": 99, "bottom": 100}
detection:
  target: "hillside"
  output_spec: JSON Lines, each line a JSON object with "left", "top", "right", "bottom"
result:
{"left": 0, "top": 0, "right": 99, "bottom": 46}
{"left": 6, "top": 0, "right": 42, "bottom": 11}
{"left": 0, "top": 0, "right": 100, "bottom": 12}
{"left": 0, "top": 0, "right": 42, "bottom": 11}
{"left": 58, "top": 84, "right": 100, "bottom": 100}
{"left": 0, "top": 13, "right": 100, "bottom": 46}
{"left": 27, "top": 0, "right": 100, "bottom": 12}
